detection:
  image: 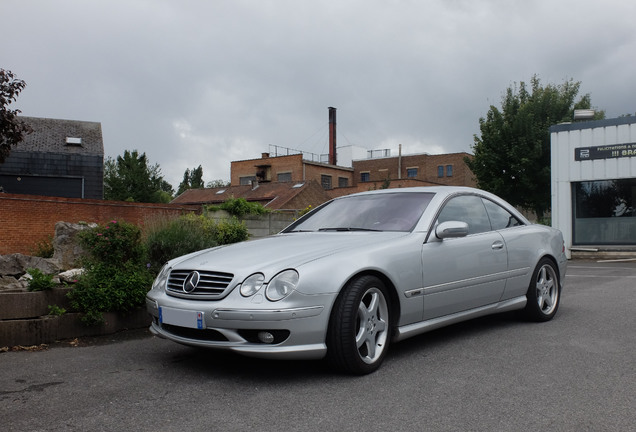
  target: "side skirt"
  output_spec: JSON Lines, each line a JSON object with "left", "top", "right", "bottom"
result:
{"left": 394, "top": 296, "right": 527, "bottom": 342}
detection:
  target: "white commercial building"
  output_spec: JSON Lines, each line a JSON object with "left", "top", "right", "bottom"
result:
{"left": 551, "top": 116, "right": 636, "bottom": 258}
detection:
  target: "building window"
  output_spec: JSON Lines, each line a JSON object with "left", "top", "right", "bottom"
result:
{"left": 338, "top": 177, "right": 349, "bottom": 187}
{"left": 321, "top": 175, "right": 332, "bottom": 190}
{"left": 361, "top": 172, "right": 370, "bottom": 182}
{"left": 437, "top": 166, "right": 444, "bottom": 178}
{"left": 406, "top": 168, "right": 418, "bottom": 178}
{"left": 573, "top": 179, "right": 636, "bottom": 245}
{"left": 277, "top": 172, "right": 292, "bottom": 182}
{"left": 446, "top": 165, "right": 453, "bottom": 177}
{"left": 239, "top": 176, "right": 256, "bottom": 185}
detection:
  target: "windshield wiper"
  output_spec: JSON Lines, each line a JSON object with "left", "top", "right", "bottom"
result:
{"left": 318, "top": 227, "right": 381, "bottom": 232}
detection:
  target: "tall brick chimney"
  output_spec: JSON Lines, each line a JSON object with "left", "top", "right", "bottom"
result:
{"left": 328, "top": 107, "right": 337, "bottom": 165}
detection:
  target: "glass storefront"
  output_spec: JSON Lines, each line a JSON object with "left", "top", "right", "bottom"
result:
{"left": 573, "top": 179, "right": 636, "bottom": 245}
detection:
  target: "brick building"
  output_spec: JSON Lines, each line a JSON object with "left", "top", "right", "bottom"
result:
{"left": 352, "top": 152, "right": 475, "bottom": 187}
{"left": 231, "top": 153, "right": 355, "bottom": 190}
{"left": 207, "top": 106, "right": 475, "bottom": 209}
{"left": 231, "top": 151, "right": 474, "bottom": 190}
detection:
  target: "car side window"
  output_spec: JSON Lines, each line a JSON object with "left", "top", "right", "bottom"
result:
{"left": 437, "top": 195, "right": 492, "bottom": 235}
{"left": 483, "top": 199, "right": 523, "bottom": 230}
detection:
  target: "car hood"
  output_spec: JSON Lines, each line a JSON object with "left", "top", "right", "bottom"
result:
{"left": 168, "top": 231, "right": 408, "bottom": 278}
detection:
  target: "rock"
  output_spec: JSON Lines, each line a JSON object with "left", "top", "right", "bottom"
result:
{"left": 0, "top": 255, "right": 23, "bottom": 276}
{"left": 0, "top": 254, "right": 60, "bottom": 277}
{"left": 0, "top": 275, "right": 28, "bottom": 292}
{"left": 52, "top": 222, "right": 96, "bottom": 270}
{"left": 58, "top": 269, "right": 84, "bottom": 283}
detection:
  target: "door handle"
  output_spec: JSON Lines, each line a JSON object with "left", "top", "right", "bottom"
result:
{"left": 491, "top": 241, "right": 504, "bottom": 250}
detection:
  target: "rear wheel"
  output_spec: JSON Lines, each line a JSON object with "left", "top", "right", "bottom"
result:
{"left": 524, "top": 258, "right": 560, "bottom": 322}
{"left": 327, "top": 275, "right": 391, "bottom": 374}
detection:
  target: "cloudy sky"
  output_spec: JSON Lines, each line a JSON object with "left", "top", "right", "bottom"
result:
{"left": 3, "top": 0, "right": 635, "bottom": 189}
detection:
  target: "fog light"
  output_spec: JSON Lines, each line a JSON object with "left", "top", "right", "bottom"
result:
{"left": 258, "top": 331, "right": 275, "bottom": 344}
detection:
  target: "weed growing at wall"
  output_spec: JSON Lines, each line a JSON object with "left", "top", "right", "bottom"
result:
{"left": 30, "top": 235, "right": 54, "bottom": 258}
{"left": 26, "top": 268, "right": 55, "bottom": 291}
{"left": 68, "top": 220, "right": 153, "bottom": 325}
{"left": 296, "top": 205, "right": 313, "bottom": 219}
{"left": 47, "top": 305, "right": 66, "bottom": 316}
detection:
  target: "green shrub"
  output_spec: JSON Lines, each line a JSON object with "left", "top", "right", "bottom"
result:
{"left": 214, "top": 217, "right": 249, "bottom": 245}
{"left": 144, "top": 214, "right": 248, "bottom": 272}
{"left": 208, "top": 197, "right": 270, "bottom": 217}
{"left": 537, "top": 216, "right": 552, "bottom": 226}
{"left": 77, "top": 220, "right": 145, "bottom": 266}
{"left": 68, "top": 261, "right": 153, "bottom": 325}
{"left": 26, "top": 268, "right": 55, "bottom": 291}
{"left": 69, "top": 220, "right": 153, "bottom": 325}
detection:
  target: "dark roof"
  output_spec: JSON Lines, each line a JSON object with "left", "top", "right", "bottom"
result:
{"left": 18, "top": 116, "right": 104, "bottom": 156}
{"left": 550, "top": 116, "right": 636, "bottom": 133}
{"left": 171, "top": 180, "right": 332, "bottom": 210}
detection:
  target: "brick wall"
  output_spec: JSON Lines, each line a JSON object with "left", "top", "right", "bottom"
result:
{"left": 0, "top": 193, "right": 199, "bottom": 255}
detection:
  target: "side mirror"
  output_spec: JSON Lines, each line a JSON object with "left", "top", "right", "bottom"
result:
{"left": 435, "top": 221, "right": 469, "bottom": 239}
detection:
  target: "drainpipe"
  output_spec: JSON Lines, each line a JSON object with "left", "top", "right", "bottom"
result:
{"left": 398, "top": 144, "right": 402, "bottom": 179}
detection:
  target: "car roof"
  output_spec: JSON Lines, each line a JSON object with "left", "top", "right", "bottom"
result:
{"left": 338, "top": 186, "right": 529, "bottom": 225}
{"left": 343, "top": 186, "right": 482, "bottom": 198}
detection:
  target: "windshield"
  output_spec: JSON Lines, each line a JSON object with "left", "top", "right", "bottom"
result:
{"left": 284, "top": 192, "right": 434, "bottom": 233}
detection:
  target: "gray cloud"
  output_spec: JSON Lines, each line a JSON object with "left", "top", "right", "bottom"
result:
{"left": 3, "top": 0, "right": 635, "bottom": 188}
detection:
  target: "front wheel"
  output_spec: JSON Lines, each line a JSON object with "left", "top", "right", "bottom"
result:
{"left": 327, "top": 275, "right": 392, "bottom": 374}
{"left": 524, "top": 258, "right": 561, "bottom": 322}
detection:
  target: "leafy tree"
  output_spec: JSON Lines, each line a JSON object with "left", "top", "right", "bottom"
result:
{"left": 467, "top": 75, "right": 604, "bottom": 219}
{"left": 207, "top": 179, "right": 231, "bottom": 188}
{"left": 176, "top": 165, "right": 204, "bottom": 196}
{"left": 104, "top": 150, "right": 174, "bottom": 202}
{"left": 0, "top": 69, "right": 32, "bottom": 163}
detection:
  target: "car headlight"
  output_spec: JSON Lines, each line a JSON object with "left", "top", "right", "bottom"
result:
{"left": 152, "top": 264, "right": 171, "bottom": 291}
{"left": 265, "top": 270, "right": 299, "bottom": 302}
{"left": 240, "top": 273, "right": 265, "bottom": 297}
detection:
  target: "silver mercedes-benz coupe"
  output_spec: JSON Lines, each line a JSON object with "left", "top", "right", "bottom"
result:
{"left": 146, "top": 186, "right": 567, "bottom": 374}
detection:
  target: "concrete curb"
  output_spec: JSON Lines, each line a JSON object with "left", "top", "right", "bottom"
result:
{"left": 0, "top": 310, "right": 151, "bottom": 347}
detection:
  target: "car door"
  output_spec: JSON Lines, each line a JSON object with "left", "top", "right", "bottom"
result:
{"left": 482, "top": 198, "right": 534, "bottom": 301}
{"left": 421, "top": 194, "right": 508, "bottom": 320}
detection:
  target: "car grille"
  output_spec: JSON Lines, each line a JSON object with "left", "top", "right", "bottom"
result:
{"left": 161, "top": 324, "right": 229, "bottom": 342}
{"left": 166, "top": 269, "right": 234, "bottom": 299}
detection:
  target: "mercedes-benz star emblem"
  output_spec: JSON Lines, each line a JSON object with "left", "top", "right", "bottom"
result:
{"left": 183, "top": 271, "right": 200, "bottom": 293}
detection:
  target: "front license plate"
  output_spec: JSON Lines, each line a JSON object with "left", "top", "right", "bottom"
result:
{"left": 159, "top": 307, "right": 205, "bottom": 329}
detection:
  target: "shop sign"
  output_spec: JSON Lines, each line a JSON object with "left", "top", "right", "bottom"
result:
{"left": 575, "top": 142, "right": 636, "bottom": 161}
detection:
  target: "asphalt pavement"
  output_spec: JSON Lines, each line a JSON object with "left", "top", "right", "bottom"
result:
{"left": 1, "top": 260, "right": 635, "bottom": 432}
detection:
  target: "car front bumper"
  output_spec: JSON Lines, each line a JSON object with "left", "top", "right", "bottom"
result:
{"left": 145, "top": 288, "right": 333, "bottom": 360}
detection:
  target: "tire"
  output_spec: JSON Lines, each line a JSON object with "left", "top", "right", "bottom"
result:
{"left": 524, "top": 258, "right": 561, "bottom": 322}
{"left": 327, "top": 275, "right": 392, "bottom": 375}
